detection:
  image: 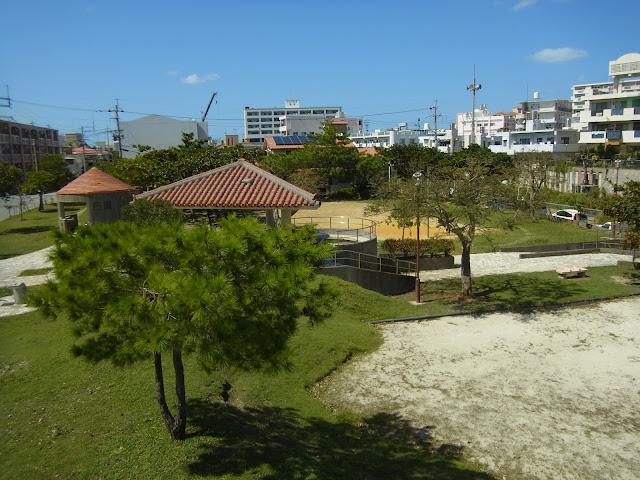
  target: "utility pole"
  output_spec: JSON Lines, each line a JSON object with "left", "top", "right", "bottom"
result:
{"left": 429, "top": 101, "right": 445, "bottom": 149}
{"left": 108, "top": 100, "right": 124, "bottom": 158}
{"left": 467, "top": 67, "right": 482, "bottom": 146}
{"left": 81, "top": 126, "right": 87, "bottom": 173}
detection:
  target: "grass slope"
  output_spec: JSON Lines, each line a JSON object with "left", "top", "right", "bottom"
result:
{"left": 0, "top": 280, "right": 493, "bottom": 480}
{"left": 0, "top": 205, "right": 84, "bottom": 259}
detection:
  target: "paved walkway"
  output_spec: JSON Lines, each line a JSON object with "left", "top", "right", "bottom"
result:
{"left": 0, "top": 247, "right": 54, "bottom": 317}
{"left": 419, "top": 251, "right": 634, "bottom": 281}
{"left": 0, "top": 248, "right": 635, "bottom": 317}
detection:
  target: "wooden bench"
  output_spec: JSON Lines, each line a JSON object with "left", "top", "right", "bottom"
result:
{"left": 556, "top": 266, "right": 588, "bottom": 279}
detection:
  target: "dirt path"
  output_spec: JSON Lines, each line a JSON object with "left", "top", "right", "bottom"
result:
{"left": 317, "top": 298, "right": 640, "bottom": 480}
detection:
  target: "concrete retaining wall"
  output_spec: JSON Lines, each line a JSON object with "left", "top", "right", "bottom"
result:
{"left": 319, "top": 265, "right": 414, "bottom": 296}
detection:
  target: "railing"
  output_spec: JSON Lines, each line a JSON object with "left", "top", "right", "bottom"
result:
{"left": 292, "top": 216, "right": 376, "bottom": 244}
{"left": 612, "top": 108, "right": 624, "bottom": 115}
{"left": 323, "top": 249, "right": 416, "bottom": 275}
{"left": 606, "top": 131, "right": 622, "bottom": 139}
{"left": 591, "top": 133, "right": 605, "bottom": 139}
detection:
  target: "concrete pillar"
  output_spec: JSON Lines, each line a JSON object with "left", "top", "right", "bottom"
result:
{"left": 265, "top": 209, "right": 277, "bottom": 227}
{"left": 57, "top": 201, "right": 66, "bottom": 231}
{"left": 10, "top": 283, "right": 27, "bottom": 304}
{"left": 280, "top": 208, "right": 292, "bottom": 225}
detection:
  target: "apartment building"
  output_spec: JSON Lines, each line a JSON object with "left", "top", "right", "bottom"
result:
{"left": 486, "top": 95, "right": 579, "bottom": 155}
{"left": 244, "top": 100, "right": 361, "bottom": 144}
{"left": 456, "top": 106, "right": 517, "bottom": 147}
{"left": 349, "top": 123, "right": 422, "bottom": 148}
{"left": 0, "top": 120, "right": 61, "bottom": 173}
{"left": 572, "top": 53, "right": 640, "bottom": 150}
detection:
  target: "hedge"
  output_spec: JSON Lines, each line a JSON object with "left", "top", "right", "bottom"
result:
{"left": 381, "top": 237, "right": 454, "bottom": 257}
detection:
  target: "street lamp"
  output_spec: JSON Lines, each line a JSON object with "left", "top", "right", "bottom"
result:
{"left": 413, "top": 171, "right": 424, "bottom": 303}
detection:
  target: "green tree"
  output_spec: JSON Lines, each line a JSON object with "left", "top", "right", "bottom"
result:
{"left": 368, "top": 145, "right": 515, "bottom": 297}
{"left": 36, "top": 217, "right": 335, "bottom": 440}
{"left": 100, "top": 133, "right": 265, "bottom": 188}
{"left": 0, "top": 163, "right": 23, "bottom": 198}
{"left": 23, "top": 154, "right": 75, "bottom": 210}
{"left": 120, "top": 198, "right": 186, "bottom": 227}
{"left": 603, "top": 180, "right": 640, "bottom": 248}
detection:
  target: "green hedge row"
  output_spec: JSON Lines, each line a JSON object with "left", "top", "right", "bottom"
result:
{"left": 381, "top": 237, "right": 454, "bottom": 257}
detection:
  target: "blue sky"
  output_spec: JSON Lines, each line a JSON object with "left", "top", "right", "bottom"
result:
{"left": 2, "top": 0, "right": 638, "bottom": 146}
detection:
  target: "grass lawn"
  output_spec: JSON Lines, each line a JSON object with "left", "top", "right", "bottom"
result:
{"left": 456, "top": 212, "right": 614, "bottom": 254}
{"left": 0, "top": 204, "right": 85, "bottom": 259}
{"left": 0, "top": 280, "right": 495, "bottom": 480}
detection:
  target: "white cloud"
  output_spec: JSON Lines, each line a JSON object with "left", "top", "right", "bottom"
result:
{"left": 528, "top": 47, "right": 588, "bottom": 63}
{"left": 166, "top": 69, "right": 179, "bottom": 76}
{"left": 180, "top": 73, "right": 220, "bottom": 85}
{"left": 512, "top": 0, "right": 537, "bottom": 10}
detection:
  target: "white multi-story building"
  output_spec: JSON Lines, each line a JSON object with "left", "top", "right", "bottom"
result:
{"left": 119, "top": 115, "right": 209, "bottom": 158}
{"left": 486, "top": 94, "right": 580, "bottom": 155}
{"left": 243, "top": 100, "right": 360, "bottom": 145}
{"left": 572, "top": 52, "right": 640, "bottom": 150}
{"left": 349, "top": 124, "right": 422, "bottom": 148}
{"left": 456, "top": 106, "right": 517, "bottom": 147}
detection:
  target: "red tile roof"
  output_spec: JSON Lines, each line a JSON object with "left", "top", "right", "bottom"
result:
{"left": 135, "top": 160, "right": 320, "bottom": 210}
{"left": 57, "top": 167, "right": 135, "bottom": 195}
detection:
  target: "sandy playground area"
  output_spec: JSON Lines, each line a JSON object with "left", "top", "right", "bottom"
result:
{"left": 317, "top": 298, "right": 640, "bottom": 480}
{"left": 293, "top": 200, "right": 446, "bottom": 240}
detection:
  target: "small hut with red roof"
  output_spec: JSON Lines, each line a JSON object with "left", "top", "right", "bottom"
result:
{"left": 56, "top": 168, "right": 137, "bottom": 230}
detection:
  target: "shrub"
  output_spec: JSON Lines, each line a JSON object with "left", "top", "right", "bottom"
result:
{"left": 381, "top": 237, "right": 454, "bottom": 257}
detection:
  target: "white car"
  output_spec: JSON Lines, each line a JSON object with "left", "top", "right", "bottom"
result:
{"left": 551, "top": 209, "right": 580, "bottom": 221}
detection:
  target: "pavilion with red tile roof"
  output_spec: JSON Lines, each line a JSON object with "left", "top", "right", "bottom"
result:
{"left": 56, "top": 167, "right": 137, "bottom": 230}
{"left": 134, "top": 159, "right": 320, "bottom": 225}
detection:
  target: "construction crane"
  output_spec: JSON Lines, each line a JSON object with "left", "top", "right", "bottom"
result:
{"left": 201, "top": 92, "right": 218, "bottom": 122}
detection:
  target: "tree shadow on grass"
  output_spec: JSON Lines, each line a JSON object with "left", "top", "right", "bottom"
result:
{"left": 0, "top": 225, "right": 53, "bottom": 235}
{"left": 462, "top": 274, "right": 587, "bottom": 312}
{"left": 187, "top": 400, "right": 494, "bottom": 479}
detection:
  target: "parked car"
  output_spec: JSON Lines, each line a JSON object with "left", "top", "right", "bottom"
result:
{"left": 596, "top": 222, "right": 617, "bottom": 230}
{"left": 551, "top": 209, "right": 580, "bottom": 221}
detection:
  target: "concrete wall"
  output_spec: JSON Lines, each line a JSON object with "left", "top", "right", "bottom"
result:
{"left": 319, "top": 265, "right": 415, "bottom": 296}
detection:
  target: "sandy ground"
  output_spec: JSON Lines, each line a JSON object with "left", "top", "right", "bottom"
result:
{"left": 293, "top": 200, "right": 446, "bottom": 240}
{"left": 317, "top": 298, "right": 640, "bottom": 480}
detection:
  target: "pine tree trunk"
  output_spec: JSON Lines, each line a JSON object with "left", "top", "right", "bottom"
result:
{"left": 154, "top": 351, "right": 187, "bottom": 440}
{"left": 460, "top": 240, "right": 472, "bottom": 297}
{"left": 172, "top": 350, "right": 187, "bottom": 439}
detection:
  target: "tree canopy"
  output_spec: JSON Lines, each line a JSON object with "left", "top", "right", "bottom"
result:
{"left": 0, "top": 163, "right": 22, "bottom": 197}
{"left": 22, "top": 154, "right": 75, "bottom": 194}
{"left": 100, "top": 133, "right": 265, "bottom": 188}
{"left": 367, "top": 144, "right": 515, "bottom": 297}
{"left": 36, "top": 216, "right": 336, "bottom": 439}
{"left": 603, "top": 180, "right": 640, "bottom": 248}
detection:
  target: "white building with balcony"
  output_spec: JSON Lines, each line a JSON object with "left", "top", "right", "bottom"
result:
{"left": 456, "top": 106, "right": 517, "bottom": 147}
{"left": 484, "top": 94, "right": 579, "bottom": 155}
{"left": 572, "top": 53, "right": 640, "bottom": 150}
{"left": 349, "top": 124, "right": 423, "bottom": 148}
{"left": 243, "top": 100, "right": 360, "bottom": 145}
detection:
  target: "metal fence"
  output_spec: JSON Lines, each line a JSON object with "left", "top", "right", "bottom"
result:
{"left": 292, "top": 216, "right": 377, "bottom": 245}
{"left": 323, "top": 249, "right": 416, "bottom": 275}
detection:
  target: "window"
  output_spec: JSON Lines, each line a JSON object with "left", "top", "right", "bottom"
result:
{"left": 103, "top": 201, "right": 112, "bottom": 210}
{"left": 93, "top": 202, "right": 102, "bottom": 211}
{"left": 561, "top": 137, "right": 569, "bottom": 144}
{"left": 547, "top": 137, "right": 554, "bottom": 144}
{"left": 520, "top": 138, "right": 530, "bottom": 145}
{"left": 537, "top": 138, "right": 543, "bottom": 144}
